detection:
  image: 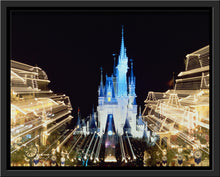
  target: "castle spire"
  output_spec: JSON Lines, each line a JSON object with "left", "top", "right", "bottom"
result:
{"left": 100, "top": 67, "right": 103, "bottom": 84}
{"left": 112, "top": 53, "right": 116, "bottom": 77}
{"left": 130, "top": 59, "right": 134, "bottom": 79}
{"left": 99, "top": 67, "right": 104, "bottom": 97}
{"left": 119, "top": 25, "right": 127, "bottom": 61}
{"left": 116, "top": 25, "right": 128, "bottom": 97}
{"left": 128, "top": 58, "right": 136, "bottom": 98}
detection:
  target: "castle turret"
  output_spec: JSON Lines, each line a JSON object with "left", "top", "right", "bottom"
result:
{"left": 99, "top": 67, "right": 104, "bottom": 97}
{"left": 112, "top": 54, "right": 117, "bottom": 95}
{"left": 113, "top": 54, "right": 117, "bottom": 77}
{"left": 116, "top": 26, "right": 128, "bottom": 97}
{"left": 98, "top": 67, "right": 104, "bottom": 106}
{"left": 128, "top": 59, "right": 136, "bottom": 106}
{"left": 104, "top": 76, "right": 117, "bottom": 104}
{"left": 129, "top": 59, "right": 136, "bottom": 94}
{"left": 134, "top": 106, "right": 145, "bottom": 138}
{"left": 137, "top": 106, "right": 144, "bottom": 126}
{"left": 96, "top": 26, "right": 138, "bottom": 137}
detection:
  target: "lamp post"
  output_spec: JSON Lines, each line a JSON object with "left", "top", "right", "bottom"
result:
{"left": 61, "top": 150, "right": 67, "bottom": 167}
{"left": 194, "top": 150, "right": 202, "bottom": 166}
{"left": 61, "top": 156, "right": 65, "bottom": 167}
{"left": 162, "top": 149, "right": 167, "bottom": 166}
{"left": 156, "top": 151, "right": 161, "bottom": 167}
{"left": 177, "top": 147, "right": 183, "bottom": 166}
{"left": 51, "top": 148, "right": 57, "bottom": 167}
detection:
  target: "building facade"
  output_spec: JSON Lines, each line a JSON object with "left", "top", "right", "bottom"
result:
{"left": 142, "top": 45, "right": 210, "bottom": 156}
{"left": 11, "top": 60, "right": 73, "bottom": 156}
{"left": 96, "top": 26, "right": 144, "bottom": 138}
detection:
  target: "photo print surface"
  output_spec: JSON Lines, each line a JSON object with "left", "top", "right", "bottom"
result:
{"left": 10, "top": 8, "right": 211, "bottom": 169}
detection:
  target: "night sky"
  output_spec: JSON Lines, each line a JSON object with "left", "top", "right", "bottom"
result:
{"left": 11, "top": 9, "right": 210, "bottom": 118}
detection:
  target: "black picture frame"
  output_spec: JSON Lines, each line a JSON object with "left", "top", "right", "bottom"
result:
{"left": 1, "top": 1, "right": 219, "bottom": 177}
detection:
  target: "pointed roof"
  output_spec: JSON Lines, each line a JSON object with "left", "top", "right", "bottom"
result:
{"left": 130, "top": 59, "right": 134, "bottom": 79}
{"left": 137, "top": 117, "right": 144, "bottom": 126}
{"left": 104, "top": 76, "right": 117, "bottom": 99}
{"left": 137, "top": 106, "right": 144, "bottom": 126}
{"left": 112, "top": 54, "right": 117, "bottom": 77}
{"left": 143, "top": 129, "right": 148, "bottom": 138}
{"left": 145, "top": 123, "right": 148, "bottom": 132}
{"left": 129, "top": 58, "right": 136, "bottom": 86}
{"left": 119, "top": 25, "right": 127, "bottom": 61}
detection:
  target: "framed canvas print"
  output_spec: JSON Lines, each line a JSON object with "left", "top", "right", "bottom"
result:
{"left": 1, "top": 1, "right": 219, "bottom": 177}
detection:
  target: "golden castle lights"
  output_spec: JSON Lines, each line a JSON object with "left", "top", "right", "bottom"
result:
{"left": 142, "top": 45, "right": 210, "bottom": 166}
{"left": 10, "top": 60, "right": 73, "bottom": 166}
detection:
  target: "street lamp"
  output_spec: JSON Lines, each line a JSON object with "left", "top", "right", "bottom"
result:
{"left": 162, "top": 149, "right": 167, "bottom": 156}
{"left": 178, "top": 147, "right": 183, "bottom": 154}
{"left": 61, "top": 156, "right": 65, "bottom": 167}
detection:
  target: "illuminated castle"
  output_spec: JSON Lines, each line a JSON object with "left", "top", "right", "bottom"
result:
{"left": 96, "top": 26, "right": 145, "bottom": 138}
